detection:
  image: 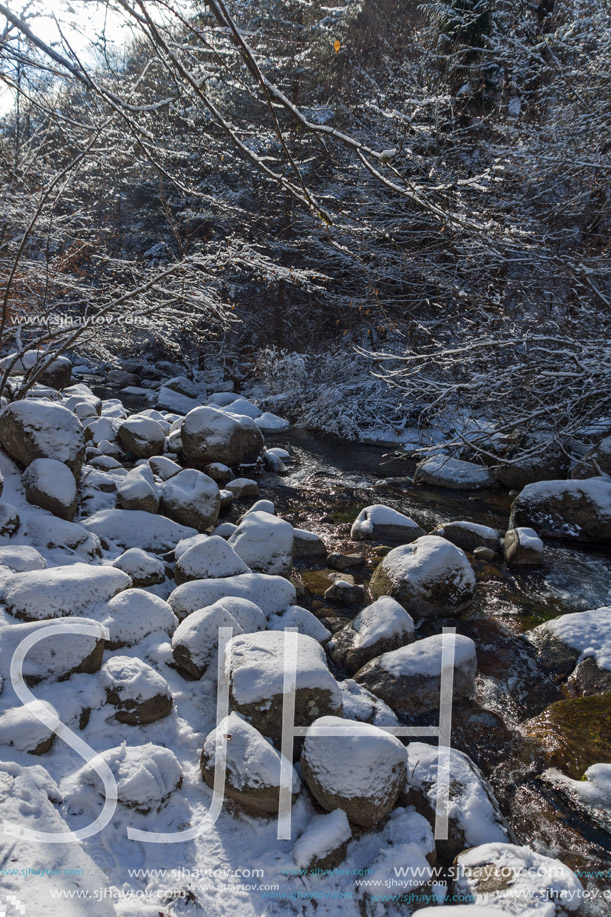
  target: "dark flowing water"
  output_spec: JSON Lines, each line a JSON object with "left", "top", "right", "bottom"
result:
{"left": 261, "top": 428, "right": 611, "bottom": 909}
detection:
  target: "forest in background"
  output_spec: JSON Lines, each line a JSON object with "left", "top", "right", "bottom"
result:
{"left": 0, "top": 0, "right": 609, "bottom": 448}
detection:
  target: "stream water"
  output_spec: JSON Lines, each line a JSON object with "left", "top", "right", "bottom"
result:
{"left": 260, "top": 428, "right": 611, "bottom": 909}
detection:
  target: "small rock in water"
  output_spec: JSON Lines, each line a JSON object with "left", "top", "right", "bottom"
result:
{"left": 328, "top": 552, "right": 365, "bottom": 570}
{"left": 414, "top": 455, "right": 496, "bottom": 490}
{"left": 226, "top": 477, "right": 259, "bottom": 499}
{"left": 351, "top": 504, "right": 424, "bottom": 544}
{"left": 293, "top": 528, "right": 327, "bottom": 560}
{"left": 431, "top": 520, "right": 501, "bottom": 554}
{"left": 324, "top": 579, "right": 365, "bottom": 605}
{"left": 473, "top": 546, "right": 497, "bottom": 561}
{"left": 503, "top": 526, "right": 543, "bottom": 566}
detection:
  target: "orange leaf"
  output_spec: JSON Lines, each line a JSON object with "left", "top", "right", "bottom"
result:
{"left": 334, "top": 40, "right": 341, "bottom": 53}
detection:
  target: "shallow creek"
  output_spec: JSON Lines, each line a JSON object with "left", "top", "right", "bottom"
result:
{"left": 259, "top": 428, "right": 611, "bottom": 907}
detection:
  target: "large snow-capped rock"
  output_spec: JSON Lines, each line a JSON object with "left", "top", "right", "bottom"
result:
{"left": 181, "top": 405, "right": 264, "bottom": 467}
{"left": 200, "top": 712, "right": 300, "bottom": 816}
{"left": 160, "top": 468, "right": 220, "bottom": 531}
{"left": 82, "top": 508, "right": 197, "bottom": 552}
{"left": 112, "top": 547, "right": 165, "bottom": 587}
{"left": 268, "top": 605, "right": 331, "bottom": 644}
{"left": 25, "top": 515, "right": 102, "bottom": 559}
{"left": 117, "top": 413, "right": 165, "bottom": 458}
{"left": 370, "top": 535, "right": 476, "bottom": 619}
{"left": 509, "top": 478, "right": 611, "bottom": 544}
{"left": 117, "top": 464, "right": 160, "bottom": 513}
{"left": 226, "top": 631, "right": 342, "bottom": 749}
{"left": 338, "top": 679, "right": 399, "bottom": 728}
{"left": 453, "top": 843, "right": 583, "bottom": 914}
{"left": 292, "top": 810, "right": 352, "bottom": 871}
{"left": 174, "top": 535, "right": 249, "bottom": 584}
{"left": 354, "top": 633, "right": 477, "bottom": 716}
{"left": 0, "top": 544, "right": 46, "bottom": 572}
{"left": 503, "top": 526, "right": 544, "bottom": 566}
{"left": 0, "top": 400, "right": 85, "bottom": 473}
{"left": 414, "top": 455, "right": 496, "bottom": 490}
{"left": 405, "top": 742, "right": 511, "bottom": 859}
{"left": 222, "top": 397, "right": 261, "bottom": 419}
{"left": 101, "top": 655, "right": 173, "bottom": 724}
{"left": 22, "top": 457, "right": 78, "bottom": 520}
{"left": 528, "top": 606, "right": 611, "bottom": 695}
{"left": 172, "top": 601, "right": 246, "bottom": 679}
{"left": 328, "top": 596, "right": 414, "bottom": 676}
{"left": 169, "top": 572, "right": 296, "bottom": 621}
{"left": 98, "top": 589, "right": 178, "bottom": 648}
{"left": 0, "top": 762, "right": 118, "bottom": 915}
{"left": 228, "top": 511, "right": 294, "bottom": 576}
{"left": 63, "top": 743, "right": 182, "bottom": 815}
{"left": 300, "top": 715, "right": 406, "bottom": 827}
{"left": 156, "top": 385, "right": 200, "bottom": 415}
{"left": 0, "top": 699, "right": 58, "bottom": 755}
{"left": 4, "top": 563, "right": 130, "bottom": 620}
{"left": 351, "top": 504, "right": 425, "bottom": 543}
{"left": 0, "top": 616, "right": 105, "bottom": 684}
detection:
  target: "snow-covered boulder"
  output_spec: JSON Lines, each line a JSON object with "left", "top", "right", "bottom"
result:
{"left": 268, "top": 605, "right": 331, "bottom": 644}
{"left": 112, "top": 547, "right": 165, "bottom": 587}
{"left": 528, "top": 606, "right": 611, "bottom": 695}
{"left": 338, "top": 679, "right": 399, "bottom": 727}
{"left": 354, "top": 633, "right": 477, "bottom": 716}
{"left": 263, "top": 450, "right": 287, "bottom": 473}
{"left": 370, "top": 535, "right": 476, "bottom": 619}
{"left": 0, "top": 616, "right": 105, "bottom": 684}
{"left": 4, "top": 563, "right": 130, "bottom": 621}
{"left": 226, "top": 477, "right": 259, "bottom": 499}
{"left": 83, "top": 416, "right": 120, "bottom": 446}
{"left": 64, "top": 383, "right": 101, "bottom": 413}
{"left": 453, "top": 843, "right": 583, "bottom": 914}
{"left": 99, "top": 589, "right": 178, "bottom": 648}
{"left": 228, "top": 511, "right": 294, "bottom": 576}
{"left": 293, "top": 810, "right": 351, "bottom": 871}
{"left": 172, "top": 602, "right": 245, "bottom": 679}
{"left": 226, "top": 631, "right": 342, "bottom": 748}
{"left": 503, "top": 526, "right": 543, "bottom": 566}
{"left": 213, "top": 521, "right": 238, "bottom": 538}
{"left": 414, "top": 455, "right": 496, "bottom": 490}
{"left": 0, "top": 762, "right": 119, "bottom": 916}
{"left": 293, "top": 528, "right": 327, "bottom": 559}
{"left": 82, "top": 508, "right": 197, "bottom": 552}
{"left": 207, "top": 391, "right": 239, "bottom": 407}
{"left": 351, "top": 505, "right": 425, "bottom": 544}
{"left": 181, "top": 406, "right": 264, "bottom": 467}
{"left": 405, "top": 743, "right": 511, "bottom": 859}
{"left": 156, "top": 385, "right": 200, "bottom": 414}
{"left": 328, "top": 596, "right": 415, "bottom": 675}
{"left": 223, "top": 397, "right": 261, "bottom": 419}
{"left": 25, "top": 515, "right": 101, "bottom": 559}
{"left": 101, "top": 655, "right": 173, "bottom": 724}
{"left": 117, "top": 464, "right": 160, "bottom": 513}
{"left": 169, "top": 572, "right": 296, "bottom": 621}
{"left": 148, "top": 454, "right": 181, "bottom": 480}
{"left": 241, "top": 498, "right": 276, "bottom": 517}
{"left": 300, "top": 716, "right": 406, "bottom": 827}
{"left": 0, "top": 544, "right": 46, "bottom": 572}
{"left": 117, "top": 413, "right": 165, "bottom": 458}
{"left": 0, "top": 699, "right": 58, "bottom": 755}
{"left": 255, "top": 411, "right": 291, "bottom": 432}
{"left": 0, "top": 400, "right": 85, "bottom": 473}
{"left": 22, "top": 457, "right": 78, "bottom": 520}
{"left": 431, "top": 520, "right": 501, "bottom": 554}
{"left": 64, "top": 743, "right": 182, "bottom": 815}
{"left": 510, "top": 478, "right": 611, "bottom": 544}
{"left": 161, "top": 468, "right": 220, "bottom": 531}
{"left": 203, "top": 461, "right": 234, "bottom": 485}
{"left": 174, "top": 535, "right": 250, "bottom": 585}
{"left": 200, "top": 712, "right": 300, "bottom": 816}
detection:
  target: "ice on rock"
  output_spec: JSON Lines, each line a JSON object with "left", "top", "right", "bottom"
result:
{"left": 228, "top": 510, "right": 294, "bottom": 576}
{"left": 174, "top": 534, "right": 250, "bottom": 585}
{"left": 300, "top": 715, "right": 407, "bottom": 827}
{"left": 351, "top": 504, "right": 425, "bottom": 543}
{"left": 64, "top": 743, "right": 182, "bottom": 814}
{"left": 4, "top": 562, "right": 131, "bottom": 620}
{"left": 169, "top": 572, "right": 296, "bottom": 621}
{"left": 82, "top": 508, "right": 197, "bottom": 552}
{"left": 200, "top": 712, "right": 300, "bottom": 816}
